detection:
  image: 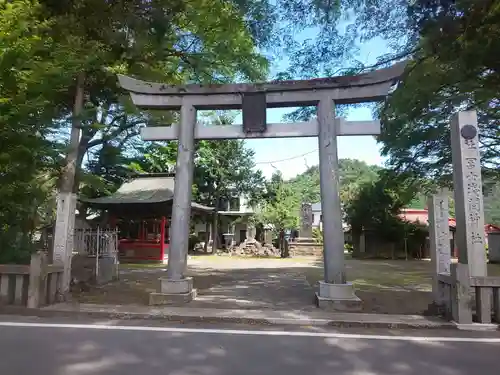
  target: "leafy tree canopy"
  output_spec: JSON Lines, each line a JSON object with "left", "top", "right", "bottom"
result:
{"left": 256, "top": 176, "right": 299, "bottom": 229}
{"left": 263, "top": 1, "right": 499, "bottom": 186}
{"left": 0, "top": 0, "right": 271, "bottom": 261}
{"left": 285, "top": 158, "right": 380, "bottom": 205}
{"left": 377, "top": 1, "right": 500, "bottom": 179}
{"left": 343, "top": 170, "right": 429, "bottom": 259}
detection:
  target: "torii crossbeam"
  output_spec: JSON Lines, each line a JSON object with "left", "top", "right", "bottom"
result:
{"left": 118, "top": 62, "right": 406, "bottom": 309}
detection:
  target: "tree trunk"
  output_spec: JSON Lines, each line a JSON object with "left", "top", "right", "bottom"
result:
{"left": 51, "top": 71, "right": 86, "bottom": 297}
{"left": 211, "top": 193, "right": 220, "bottom": 253}
{"left": 279, "top": 229, "right": 288, "bottom": 258}
{"left": 60, "top": 72, "right": 86, "bottom": 194}
{"left": 51, "top": 71, "right": 86, "bottom": 258}
{"left": 72, "top": 136, "right": 90, "bottom": 194}
{"left": 204, "top": 220, "right": 210, "bottom": 253}
{"left": 211, "top": 209, "right": 219, "bottom": 253}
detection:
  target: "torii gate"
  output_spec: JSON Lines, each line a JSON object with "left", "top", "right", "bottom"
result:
{"left": 118, "top": 62, "right": 406, "bottom": 309}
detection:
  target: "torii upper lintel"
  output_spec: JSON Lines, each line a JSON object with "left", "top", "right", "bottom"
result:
{"left": 117, "top": 61, "right": 407, "bottom": 110}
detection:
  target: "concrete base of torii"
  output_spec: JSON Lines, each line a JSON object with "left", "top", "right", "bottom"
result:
{"left": 149, "top": 277, "right": 197, "bottom": 305}
{"left": 315, "top": 281, "right": 363, "bottom": 312}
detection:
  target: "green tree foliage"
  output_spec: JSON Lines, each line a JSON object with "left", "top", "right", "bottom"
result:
{"left": 81, "top": 111, "right": 266, "bottom": 210}
{"left": 130, "top": 143, "right": 178, "bottom": 176}
{"left": 285, "top": 158, "right": 380, "bottom": 205}
{"left": 286, "top": 166, "right": 321, "bottom": 203}
{"left": 41, "top": 0, "right": 271, "bottom": 195}
{"left": 337, "top": 159, "right": 380, "bottom": 202}
{"left": 1, "top": 0, "right": 270, "bottom": 195}
{"left": 256, "top": 1, "right": 500, "bottom": 186}
{"left": 0, "top": 0, "right": 71, "bottom": 262}
{"left": 254, "top": 158, "right": 381, "bottom": 241}
{"left": 114, "top": 112, "right": 264, "bottom": 249}
{"left": 345, "top": 171, "right": 420, "bottom": 234}
{"left": 193, "top": 113, "right": 265, "bottom": 249}
{"left": 255, "top": 178, "right": 299, "bottom": 255}
{"left": 377, "top": 1, "right": 500, "bottom": 179}
{"left": 193, "top": 112, "right": 265, "bottom": 208}
{"left": 344, "top": 170, "right": 428, "bottom": 258}
{"left": 257, "top": 170, "right": 286, "bottom": 204}
{"left": 485, "top": 183, "right": 500, "bottom": 226}
{"left": 0, "top": 0, "right": 271, "bottom": 262}
{"left": 80, "top": 142, "right": 144, "bottom": 199}
{"left": 254, "top": 159, "right": 379, "bottom": 254}
{"left": 195, "top": 140, "right": 264, "bottom": 205}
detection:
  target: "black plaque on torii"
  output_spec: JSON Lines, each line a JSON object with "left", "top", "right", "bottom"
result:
{"left": 242, "top": 92, "right": 267, "bottom": 133}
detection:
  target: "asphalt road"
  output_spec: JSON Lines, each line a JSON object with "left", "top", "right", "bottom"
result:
{"left": 0, "top": 316, "right": 499, "bottom": 375}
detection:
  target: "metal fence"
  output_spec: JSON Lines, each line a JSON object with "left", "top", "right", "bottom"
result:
{"left": 74, "top": 228, "right": 119, "bottom": 257}
{"left": 73, "top": 228, "right": 119, "bottom": 283}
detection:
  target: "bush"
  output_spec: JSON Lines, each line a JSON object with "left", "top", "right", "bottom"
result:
{"left": 344, "top": 242, "right": 353, "bottom": 253}
{"left": 0, "top": 228, "right": 36, "bottom": 264}
{"left": 312, "top": 227, "right": 323, "bottom": 243}
{"left": 188, "top": 234, "right": 201, "bottom": 252}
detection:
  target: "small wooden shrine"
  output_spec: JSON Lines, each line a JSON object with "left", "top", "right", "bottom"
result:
{"left": 80, "top": 173, "right": 213, "bottom": 262}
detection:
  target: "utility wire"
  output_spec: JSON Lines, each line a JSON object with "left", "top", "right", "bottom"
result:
{"left": 254, "top": 149, "right": 318, "bottom": 165}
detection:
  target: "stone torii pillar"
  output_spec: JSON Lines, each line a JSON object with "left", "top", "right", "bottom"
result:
{"left": 317, "top": 98, "right": 347, "bottom": 284}
{"left": 117, "top": 62, "right": 406, "bottom": 308}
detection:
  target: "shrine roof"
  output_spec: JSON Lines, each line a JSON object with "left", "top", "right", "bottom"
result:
{"left": 80, "top": 175, "right": 213, "bottom": 212}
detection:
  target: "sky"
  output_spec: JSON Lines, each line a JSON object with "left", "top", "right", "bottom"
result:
{"left": 241, "top": 34, "right": 391, "bottom": 180}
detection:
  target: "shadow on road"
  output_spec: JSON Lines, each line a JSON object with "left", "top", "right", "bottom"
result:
{"left": 0, "top": 324, "right": 498, "bottom": 375}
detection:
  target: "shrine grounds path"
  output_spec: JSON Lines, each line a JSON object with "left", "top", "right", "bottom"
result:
{"left": 1, "top": 315, "right": 499, "bottom": 375}
{"left": 71, "top": 256, "right": 500, "bottom": 315}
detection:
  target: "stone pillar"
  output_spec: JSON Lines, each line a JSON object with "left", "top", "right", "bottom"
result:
{"left": 315, "top": 97, "right": 361, "bottom": 311}
{"left": 223, "top": 233, "right": 234, "bottom": 249}
{"left": 450, "top": 111, "right": 487, "bottom": 277}
{"left": 52, "top": 191, "right": 77, "bottom": 299}
{"left": 359, "top": 231, "right": 366, "bottom": 254}
{"left": 150, "top": 103, "right": 197, "bottom": 305}
{"left": 450, "top": 262, "right": 473, "bottom": 324}
{"left": 428, "top": 190, "right": 451, "bottom": 308}
{"left": 246, "top": 222, "right": 256, "bottom": 241}
{"left": 27, "top": 252, "right": 48, "bottom": 308}
{"left": 299, "top": 202, "right": 313, "bottom": 239}
{"left": 264, "top": 229, "right": 273, "bottom": 245}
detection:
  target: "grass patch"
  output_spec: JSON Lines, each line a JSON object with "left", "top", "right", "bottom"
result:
{"left": 304, "top": 260, "right": 500, "bottom": 290}
{"left": 488, "top": 263, "right": 500, "bottom": 276}
{"left": 119, "top": 263, "right": 166, "bottom": 269}
{"left": 304, "top": 259, "right": 432, "bottom": 291}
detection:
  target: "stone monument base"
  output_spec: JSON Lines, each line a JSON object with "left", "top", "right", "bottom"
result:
{"left": 315, "top": 281, "right": 363, "bottom": 312}
{"left": 232, "top": 239, "right": 281, "bottom": 257}
{"left": 289, "top": 238, "right": 323, "bottom": 257}
{"left": 149, "top": 277, "right": 197, "bottom": 305}
{"left": 294, "top": 237, "right": 316, "bottom": 243}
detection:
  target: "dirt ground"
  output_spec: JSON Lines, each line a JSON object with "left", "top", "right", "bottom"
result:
{"left": 71, "top": 256, "right": 500, "bottom": 315}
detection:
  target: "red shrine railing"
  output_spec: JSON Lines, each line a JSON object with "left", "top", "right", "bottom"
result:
{"left": 116, "top": 216, "right": 169, "bottom": 261}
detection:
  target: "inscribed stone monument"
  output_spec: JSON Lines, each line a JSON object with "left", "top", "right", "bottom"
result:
{"left": 428, "top": 190, "right": 451, "bottom": 305}
{"left": 290, "top": 201, "right": 322, "bottom": 256}
{"left": 450, "top": 111, "right": 487, "bottom": 277}
{"left": 299, "top": 202, "right": 313, "bottom": 239}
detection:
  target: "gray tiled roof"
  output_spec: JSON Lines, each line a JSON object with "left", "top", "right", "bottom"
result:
{"left": 80, "top": 176, "right": 213, "bottom": 211}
